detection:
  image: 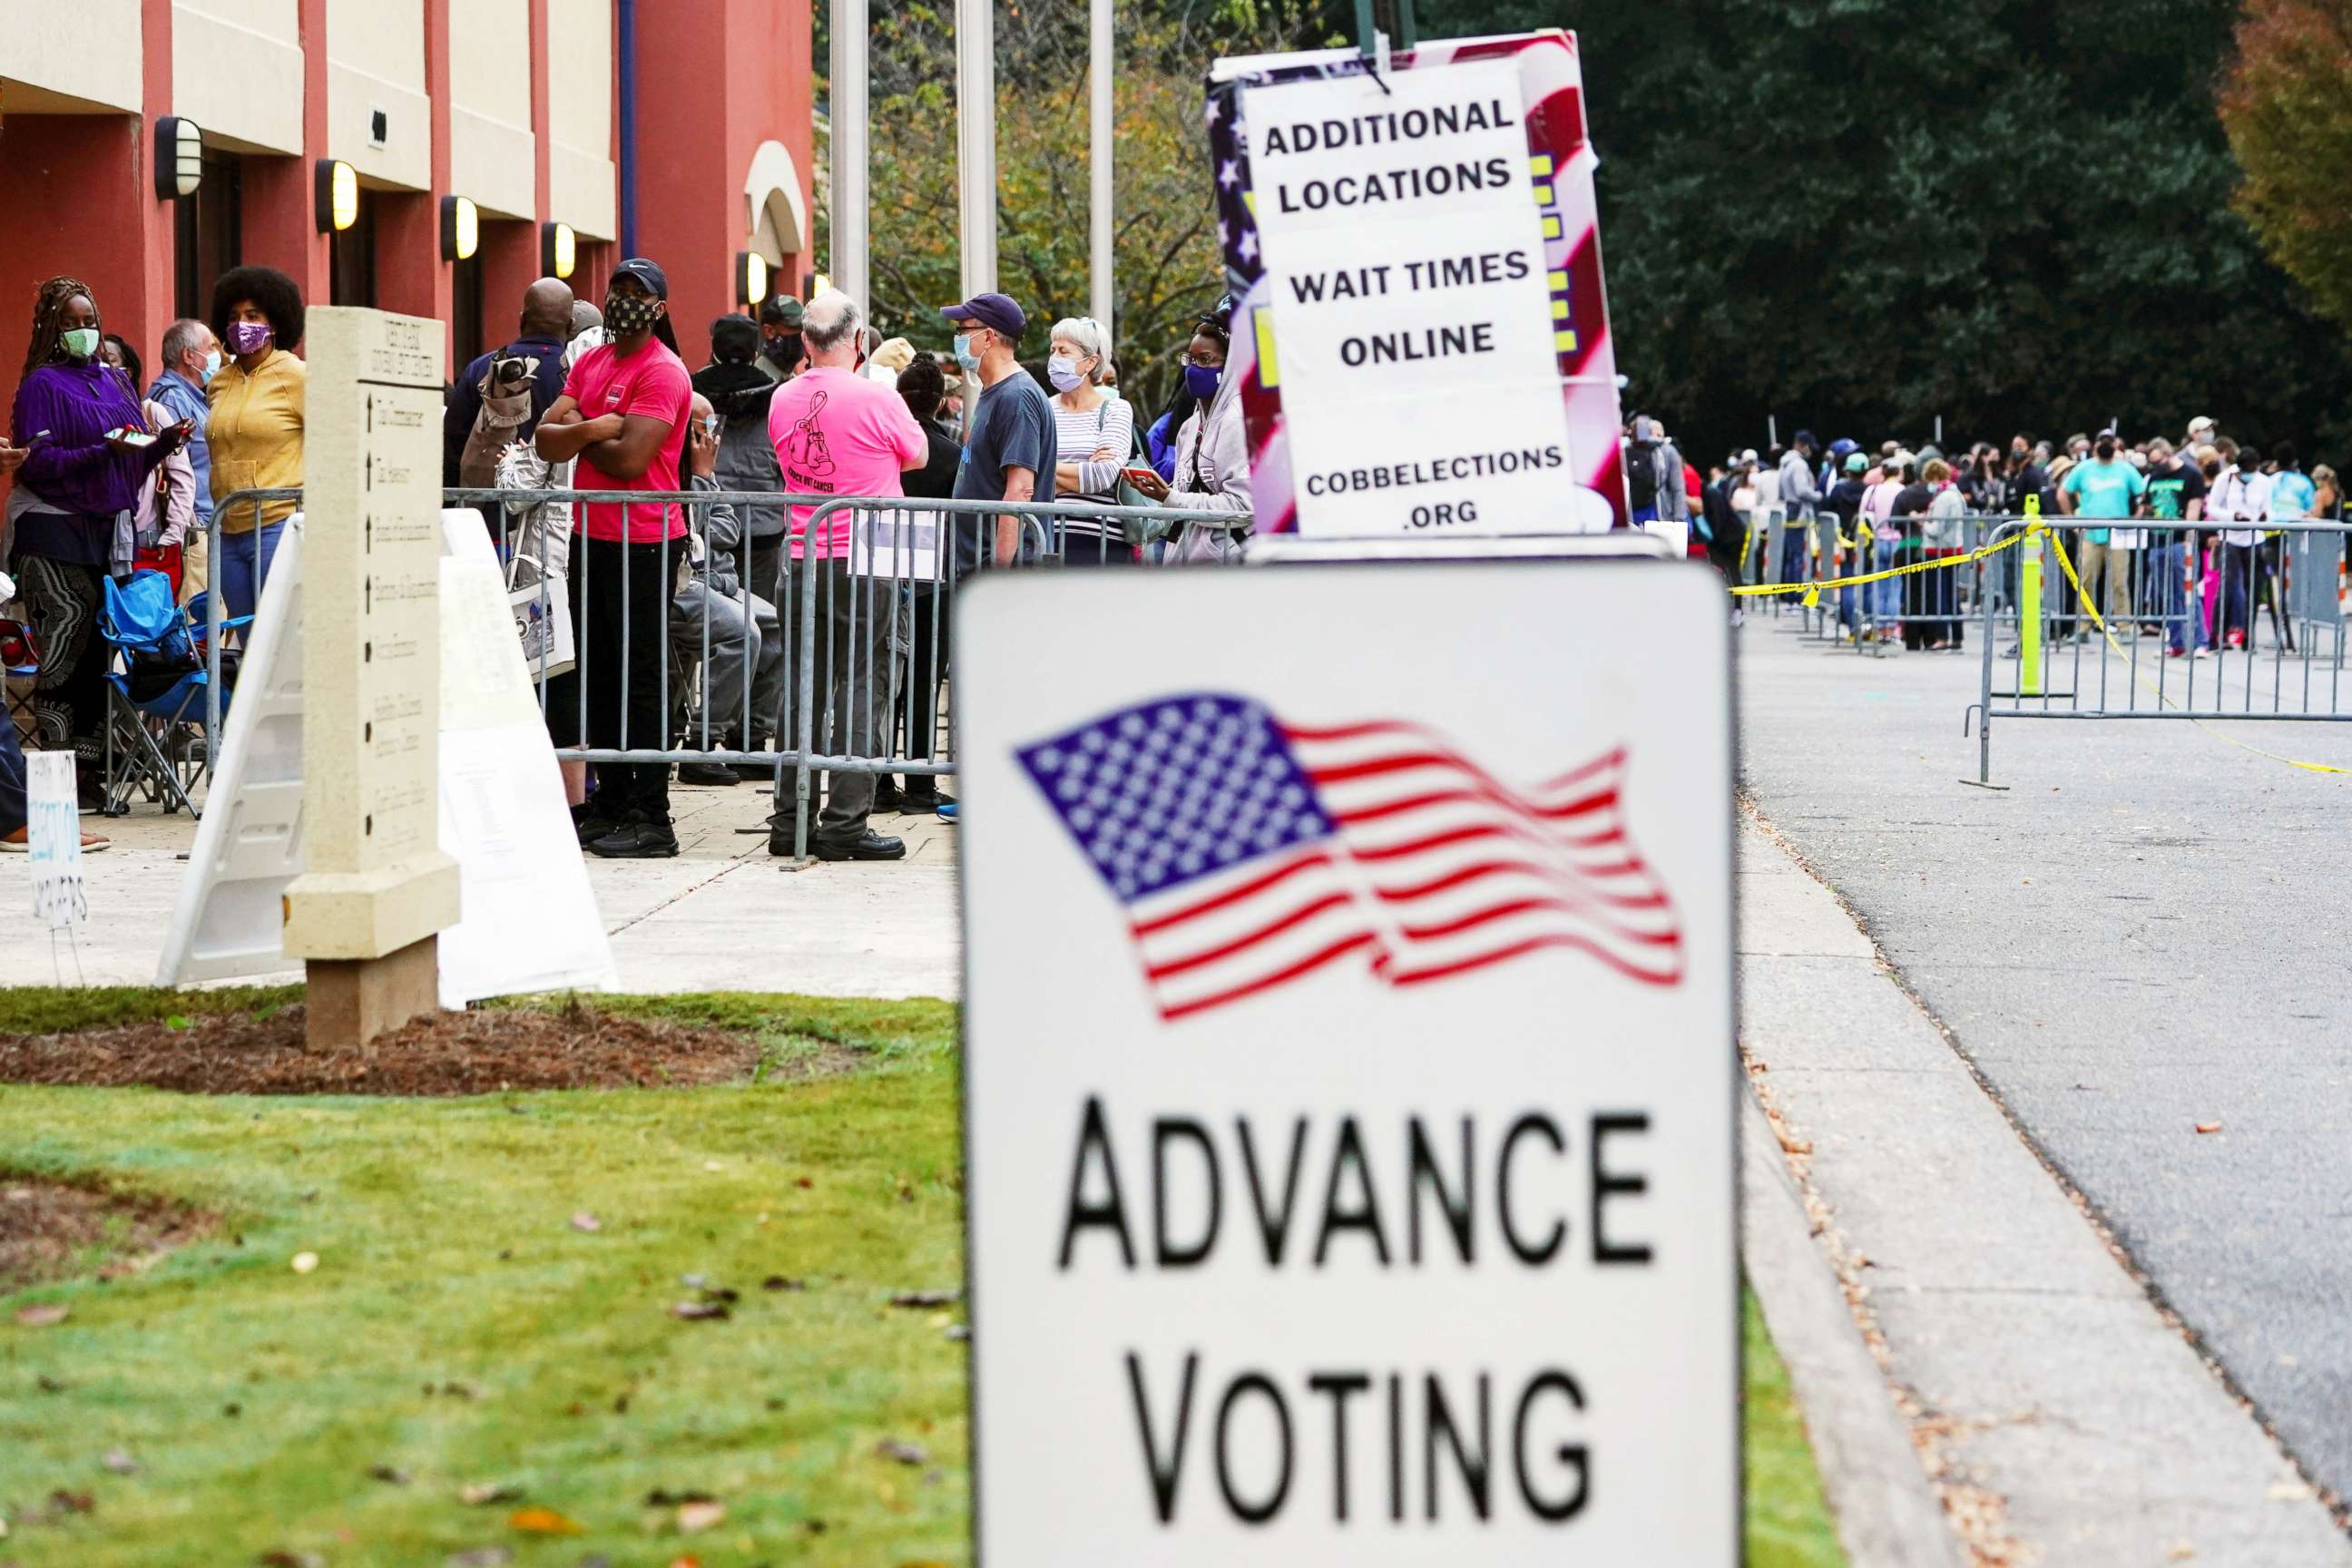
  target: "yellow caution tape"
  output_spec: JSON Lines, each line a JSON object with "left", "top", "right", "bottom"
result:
{"left": 1730, "top": 524, "right": 2040, "bottom": 599}
{"left": 2039, "top": 531, "right": 2349, "bottom": 777}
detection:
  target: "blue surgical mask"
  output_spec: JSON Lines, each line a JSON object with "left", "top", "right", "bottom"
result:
{"left": 1047, "top": 355, "right": 1086, "bottom": 393}
{"left": 1184, "top": 362, "right": 1222, "bottom": 401}
{"left": 201, "top": 348, "right": 221, "bottom": 384}
{"left": 953, "top": 333, "right": 980, "bottom": 372}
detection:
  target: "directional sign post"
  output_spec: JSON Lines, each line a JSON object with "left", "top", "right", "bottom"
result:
{"left": 956, "top": 561, "right": 1737, "bottom": 1563}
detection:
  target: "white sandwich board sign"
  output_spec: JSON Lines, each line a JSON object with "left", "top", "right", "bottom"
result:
{"left": 956, "top": 561, "right": 1736, "bottom": 1563}
{"left": 156, "top": 512, "right": 613, "bottom": 1004}
{"left": 26, "top": 751, "right": 86, "bottom": 931}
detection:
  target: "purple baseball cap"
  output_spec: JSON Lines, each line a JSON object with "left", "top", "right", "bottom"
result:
{"left": 939, "top": 291, "right": 1025, "bottom": 338}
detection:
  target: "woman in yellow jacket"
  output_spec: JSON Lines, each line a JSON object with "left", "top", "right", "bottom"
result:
{"left": 205, "top": 265, "right": 307, "bottom": 622}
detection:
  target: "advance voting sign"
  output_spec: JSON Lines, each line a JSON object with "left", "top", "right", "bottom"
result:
{"left": 1209, "top": 33, "right": 1626, "bottom": 539}
{"left": 956, "top": 563, "right": 1735, "bottom": 1563}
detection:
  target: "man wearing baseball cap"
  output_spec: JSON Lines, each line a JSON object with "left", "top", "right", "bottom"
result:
{"left": 941, "top": 291, "right": 1056, "bottom": 574}
{"left": 759, "top": 296, "right": 806, "bottom": 382}
{"left": 535, "top": 255, "right": 695, "bottom": 858}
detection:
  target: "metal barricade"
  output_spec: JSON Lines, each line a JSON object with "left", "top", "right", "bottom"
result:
{"left": 201, "top": 485, "right": 1246, "bottom": 863}
{"left": 1965, "top": 518, "right": 2352, "bottom": 786}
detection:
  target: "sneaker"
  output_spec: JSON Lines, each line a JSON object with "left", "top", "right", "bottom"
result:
{"left": 903, "top": 787, "right": 954, "bottom": 813}
{"left": 936, "top": 800, "right": 959, "bottom": 823}
{"left": 587, "top": 813, "right": 680, "bottom": 858}
{"left": 0, "top": 826, "right": 108, "bottom": 853}
{"left": 870, "top": 777, "right": 906, "bottom": 813}
{"left": 2165, "top": 646, "right": 2187, "bottom": 659}
{"left": 572, "top": 804, "right": 618, "bottom": 848}
{"left": 676, "top": 760, "right": 740, "bottom": 788}
{"left": 810, "top": 828, "right": 906, "bottom": 862}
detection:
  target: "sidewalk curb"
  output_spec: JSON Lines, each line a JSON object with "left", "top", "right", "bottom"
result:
{"left": 1741, "top": 1089, "right": 1965, "bottom": 1568}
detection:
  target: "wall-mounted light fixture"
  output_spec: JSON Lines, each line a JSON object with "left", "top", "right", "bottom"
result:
{"left": 316, "top": 159, "right": 358, "bottom": 232}
{"left": 542, "top": 221, "right": 577, "bottom": 280}
{"left": 154, "top": 116, "right": 204, "bottom": 201}
{"left": 441, "top": 195, "right": 480, "bottom": 262}
{"left": 737, "top": 251, "right": 769, "bottom": 309}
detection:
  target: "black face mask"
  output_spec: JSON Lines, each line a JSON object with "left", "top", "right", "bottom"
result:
{"left": 2096, "top": 441, "right": 2116, "bottom": 461}
{"left": 603, "top": 293, "right": 660, "bottom": 336}
{"left": 762, "top": 334, "right": 801, "bottom": 368}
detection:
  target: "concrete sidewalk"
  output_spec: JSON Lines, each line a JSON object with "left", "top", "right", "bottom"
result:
{"left": 4, "top": 778, "right": 960, "bottom": 998}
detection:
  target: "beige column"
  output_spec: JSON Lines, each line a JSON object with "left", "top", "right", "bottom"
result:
{"left": 281, "top": 306, "right": 461, "bottom": 1048}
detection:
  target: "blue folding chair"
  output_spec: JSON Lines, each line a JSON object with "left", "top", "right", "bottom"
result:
{"left": 98, "top": 571, "right": 247, "bottom": 818}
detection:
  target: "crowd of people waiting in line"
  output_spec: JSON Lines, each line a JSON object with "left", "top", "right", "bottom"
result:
{"left": 0, "top": 260, "right": 1254, "bottom": 864}
{"left": 1623, "top": 416, "right": 2343, "bottom": 656}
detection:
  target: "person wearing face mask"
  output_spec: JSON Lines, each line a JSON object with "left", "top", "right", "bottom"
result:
{"left": 757, "top": 296, "right": 807, "bottom": 383}
{"left": 99, "top": 336, "right": 198, "bottom": 599}
{"left": 7, "top": 276, "right": 191, "bottom": 803}
{"left": 942, "top": 291, "right": 1058, "bottom": 576}
{"left": 1122, "top": 297, "right": 1250, "bottom": 564}
{"left": 692, "top": 315, "right": 787, "bottom": 611}
{"left": 1043, "top": 316, "right": 1135, "bottom": 565}
{"left": 2206, "top": 446, "right": 2271, "bottom": 654}
{"left": 2058, "top": 430, "right": 2146, "bottom": 638}
{"left": 535, "top": 258, "right": 697, "bottom": 858}
{"left": 205, "top": 265, "right": 308, "bottom": 625}
{"left": 149, "top": 318, "right": 220, "bottom": 601}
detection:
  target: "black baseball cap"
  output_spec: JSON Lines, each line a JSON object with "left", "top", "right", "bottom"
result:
{"left": 611, "top": 257, "right": 670, "bottom": 299}
{"left": 940, "top": 292, "right": 1025, "bottom": 338}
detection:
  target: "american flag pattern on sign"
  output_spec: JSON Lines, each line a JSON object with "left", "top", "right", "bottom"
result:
{"left": 1015, "top": 692, "right": 1681, "bottom": 1022}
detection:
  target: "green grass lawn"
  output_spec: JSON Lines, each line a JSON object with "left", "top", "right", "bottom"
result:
{"left": 0, "top": 989, "right": 1847, "bottom": 1566}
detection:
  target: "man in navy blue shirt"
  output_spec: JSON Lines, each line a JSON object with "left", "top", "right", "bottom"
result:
{"left": 444, "top": 278, "right": 575, "bottom": 486}
{"left": 943, "top": 291, "right": 1055, "bottom": 573}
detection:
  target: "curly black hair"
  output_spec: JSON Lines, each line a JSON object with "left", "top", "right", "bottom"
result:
{"left": 896, "top": 354, "right": 946, "bottom": 422}
{"left": 209, "top": 265, "right": 306, "bottom": 355}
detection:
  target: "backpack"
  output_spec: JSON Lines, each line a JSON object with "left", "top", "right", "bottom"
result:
{"left": 1626, "top": 438, "right": 1661, "bottom": 509}
{"left": 458, "top": 351, "right": 542, "bottom": 489}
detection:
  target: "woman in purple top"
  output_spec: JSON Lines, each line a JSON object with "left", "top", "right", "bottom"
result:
{"left": 8, "top": 276, "right": 190, "bottom": 798}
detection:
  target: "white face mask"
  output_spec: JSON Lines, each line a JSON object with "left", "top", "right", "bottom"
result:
{"left": 1047, "top": 354, "right": 1087, "bottom": 393}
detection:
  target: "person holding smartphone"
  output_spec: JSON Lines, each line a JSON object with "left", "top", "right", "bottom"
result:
{"left": 1122, "top": 296, "right": 1250, "bottom": 563}
{"left": 8, "top": 276, "right": 190, "bottom": 804}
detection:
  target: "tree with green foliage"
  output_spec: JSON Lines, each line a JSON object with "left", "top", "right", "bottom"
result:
{"left": 1392, "top": 0, "right": 2352, "bottom": 461}
{"left": 2219, "top": 0, "right": 2352, "bottom": 334}
{"left": 822, "top": 0, "right": 1332, "bottom": 417}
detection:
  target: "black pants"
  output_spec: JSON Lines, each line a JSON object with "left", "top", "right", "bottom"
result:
{"left": 892, "top": 583, "right": 949, "bottom": 796}
{"left": 15, "top": 554, "right": 109, "bottom": 754}
{"left": 549, "top": 533, "right": 673, "bottom": 823}
{"left": 1060, "top": 529, "right": 1133, "bottom": 566}
{"left": 780, "top": 554, "right": 893, "bottom": 847}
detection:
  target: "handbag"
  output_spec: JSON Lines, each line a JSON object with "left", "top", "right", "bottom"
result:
{"left": 506, "top": 549, "right": 575, "bottom": 680}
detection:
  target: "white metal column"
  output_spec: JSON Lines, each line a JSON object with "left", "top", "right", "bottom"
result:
{"left": 829, "top": 0, "right": 871, "bottom": 309}
{"left": 956, "top": 0, "right": 997, "bottom": 298}
{"left": 1089, "top": 0, "right": 1113, "bottom": 335}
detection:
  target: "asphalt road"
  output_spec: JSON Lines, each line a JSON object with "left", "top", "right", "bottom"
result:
{"left": 1734, "top": 607, "right": 2352, "bottom": 1513}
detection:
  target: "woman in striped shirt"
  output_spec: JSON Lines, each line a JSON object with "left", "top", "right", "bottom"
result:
{"left": 1045, "top": 317, "right": 1135, "bottom": 565}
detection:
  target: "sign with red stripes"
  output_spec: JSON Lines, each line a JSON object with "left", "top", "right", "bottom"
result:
{"left": 957, "top": 561, "right": 1735, "bottom": 1563}
{"left": 1207, "top": 32, "right": 1628, "bottom": 537}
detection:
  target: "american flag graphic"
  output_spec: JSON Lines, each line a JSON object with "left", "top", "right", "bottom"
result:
{"left": 1015, "top": 692, "right": 1682, "bottom": 1022}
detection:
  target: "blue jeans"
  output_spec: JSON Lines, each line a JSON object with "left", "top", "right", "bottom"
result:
{"left": 218, "top": 521, "right": 286, "bottom": 624}
{"left": 2152, "top": 542, "right": 2200, "bottom": 653}
{"left": 1778, "top": 514, "right": 1809, "bottom": 585}
{"left": 1869, "top": 536, "right": 1902, "bottom": 622}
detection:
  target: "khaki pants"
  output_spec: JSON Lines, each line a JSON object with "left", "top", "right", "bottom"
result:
{"left": 179, "top": 523, "right": 210, "bottom": 605}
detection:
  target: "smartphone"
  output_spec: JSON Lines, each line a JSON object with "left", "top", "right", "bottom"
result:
{"left": 106, "top": 426, "right": 159, "bottom": 449}
{"left": 23, "top": 429, "right": 53, "bottom": 453}
{"left": 1120, "top": 466, "right": 1161, "bottom": 486}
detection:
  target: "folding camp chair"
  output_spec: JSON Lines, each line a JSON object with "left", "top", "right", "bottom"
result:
{"left": 97, "top": 571, "right": 246, "bottom": 818}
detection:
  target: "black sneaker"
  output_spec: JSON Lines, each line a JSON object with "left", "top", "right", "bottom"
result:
{"left": 809, "top": 828, "right": 906, "bottom": 862}
{"left": 870, "top": 777, "right": 906, "bottom": 813}
{"left": 902, "top": 787, "right": 954, "bottom": 812}
{"left": 573, "top": 804, "right": 618, "bottom": 848}
{"left": 588, "top": 813, "right": 680, "bottom": 858}
{"left": 677, "top": 760, "right": 741, "bottom": 788}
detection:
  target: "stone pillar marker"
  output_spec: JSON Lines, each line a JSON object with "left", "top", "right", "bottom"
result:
{"left": 282, "top": 306, "right": 460, "bottom": 1047}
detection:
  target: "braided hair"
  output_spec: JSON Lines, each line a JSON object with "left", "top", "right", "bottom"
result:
{"left": 22, "top": 275, "right": 96, "bottom": 379}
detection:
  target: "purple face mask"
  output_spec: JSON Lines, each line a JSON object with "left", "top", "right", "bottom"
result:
{"left": 227, "top": 319, "right": 273, "bottom": 357}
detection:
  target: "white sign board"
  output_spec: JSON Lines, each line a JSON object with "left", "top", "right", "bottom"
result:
{"left": 158, "top": 512, "right": 613, "bottom": 1003}
{"left": 26, "top": 751, "right": 85, "bottom": 930}
{"left": 849, "top": 505, "right": 942, "bottom": 582}
{"left": 956, "top": 563, "right": 1736, "bottom": 1563}
{"left": 1247, "top": 61, "right": 1600, "bottom": 537}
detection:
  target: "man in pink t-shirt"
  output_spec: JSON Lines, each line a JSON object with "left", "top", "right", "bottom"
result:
{"left": 767, "top": 302, "right": 926, "bottom": 559}
{"left": 761, "top": 290, "right": 927, "bottom": 863}
{"left": 534, "top": 257, "right": 696, "bottom": 858}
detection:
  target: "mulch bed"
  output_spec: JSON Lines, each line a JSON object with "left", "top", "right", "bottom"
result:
{"left": 0, "top": 1178, "right": 212, "bottom": 1295}
{"left": 0, "top": 1004, "right": 789, "bottom": 1097}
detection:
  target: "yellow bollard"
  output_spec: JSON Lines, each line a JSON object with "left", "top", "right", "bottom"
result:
{"left": 2020, "top": 495, "right": 2043, "bottom": 697}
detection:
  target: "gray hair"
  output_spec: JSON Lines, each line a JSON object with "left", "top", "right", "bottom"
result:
{"left": 160, "top": 318, "right": 211, "bottom": 370}
{"left": 802, "top": 289, "right": 863, "bottom": 356}
{"left": 1049, "top": 317, "right": 1112, "bottom": 384}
